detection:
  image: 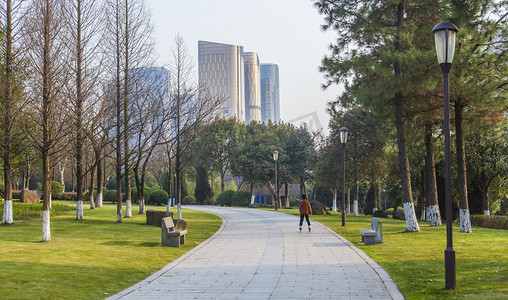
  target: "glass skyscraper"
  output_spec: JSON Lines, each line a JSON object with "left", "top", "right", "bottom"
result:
{"left": 244, "top": 52, "right": 261, "bottom": 123}
{"left": 198, "top": 41, "right": 245, "bottom": 122}
{"left": 260, "top": 64, "right": 280, "bottom": 123}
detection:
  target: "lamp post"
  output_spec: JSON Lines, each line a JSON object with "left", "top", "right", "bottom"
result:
{"left": 340, "top": 127, "right": 348, "bottom": 226}
{"left": 433, "top": 21, "right": 458, "bottom": 290}
{"left": 210, "top": 162, "right": 214, "bottom": 206}
{"left": 273, "top": 150, "right": 279, "bottom": 210}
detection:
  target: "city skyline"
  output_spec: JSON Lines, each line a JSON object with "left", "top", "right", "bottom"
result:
{"left": 146, "top": 0, "right": 343, "bottom": 133}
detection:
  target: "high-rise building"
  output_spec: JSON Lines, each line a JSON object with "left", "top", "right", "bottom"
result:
{"left": 244, "top": 52, "right": 261, "bottom": 123}
{"left": 260, "top": 64, "right": 280, "bottom": 123}
{"left": 198, "top": 41, "right": 245, "bottom": 122}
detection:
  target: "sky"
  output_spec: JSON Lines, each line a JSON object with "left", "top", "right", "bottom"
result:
{"left": 146, "top": 0, "right": 344, "bottom": 135}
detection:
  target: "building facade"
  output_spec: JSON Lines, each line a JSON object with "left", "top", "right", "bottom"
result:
{"left": 243, "top": 52, "right": 261, "bottom": 123}
{"left": 198, "top": 41, "right": 245, "bottom": 122}
{"left": 260, "top": 64, "right": 280, "bottom": 123}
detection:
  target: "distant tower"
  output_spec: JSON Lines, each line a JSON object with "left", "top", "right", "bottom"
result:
{"left": 198, "top": 41, "right": 245, "bottom": 122}
{"left": 244, "top": 52, "right": 261, "bottom": 123}
{"left": 260, "top": 64, "right": 280, "bottom": 123}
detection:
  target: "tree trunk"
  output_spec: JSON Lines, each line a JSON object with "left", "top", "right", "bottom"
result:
{"left": 285, "top": 181, "right": 289, "bottom": 208}
{"left": 96, "top": 154, "right": 103, "bottom": 208}
{"left": 220, "top": 171, "right": 225, "bottom": 193}
{"left": 2, "top": 0, "right": 14, "bottom": 224}
{"left": 115, "top": 0, "right": 122, "bottom": 223}
{"left": 479, "top": 183, "right": 490, "bottom": 216}
{"left": 332, "top": 189, "right": 337, "bottom": 212}
{"left": 454, "top": 101, "right": 471, "bottom": 233}
{"left": 393, "top": 1, "right": 419, "bottom": 232}
{"left": 354, "top": 180, "right": 359, "bottom": 216}
{"left": 425, "top": 124, "right": 441, "bottom": 226}
{"left": 89, "top": 165, "right": 95, "bottom": 209}
{"left": 123, "top": 0, "right": 132, "bottom": 219}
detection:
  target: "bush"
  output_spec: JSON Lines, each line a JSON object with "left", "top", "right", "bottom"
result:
{"left": 83, "top": 190, "right": 97, "bottom": 201}
{"left": 0, "top": 201, "right": 73, "bottom": 220}
{"left": 232, "top": 191, "right": 251, "bottom": 207}
{"left": 289, "top": 196, "right": 301, "bottom": 207}
{"left": 131, "top": 187, "right": 151, "bottom": 204}
{"left": 104, "top": 190, "right": 117, "bottom": 203}
{"left": 149, "top": 189, "right": 168, "bottom": 206}
{"left": 183, "top": 195, "right": 196, "bottom": 205}
{"left": 51, "top": 181, "right": 63, "bottom": 196}
{"left": 53, "top": 192, "right": 77, "bottom": 201}
{"left": 470, "top": 215, "right": 508, "bottom": 230}
{"left": 216, "top": 190, "right": 235, "bottom": 206}
{"left": 392, "top": 210, "right": 405, "bottom": 220}
{"left": 36, "top": 182, "right": 42, "bottom": 191}
{"left": 373, "top": 210, "right": 389, "bottom": 218}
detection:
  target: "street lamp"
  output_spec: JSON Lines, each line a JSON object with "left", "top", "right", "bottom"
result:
{"left": 210, "top": 162, "right": 214, "bottom": 206}
{"left": 340, "top": 127, "right": 348, "bottom": 226}
{"left": 433, "top": 21, "right": 458, "bottom": 290}
{"left": 273, "top": 150, "right": 279, "bottom": 210}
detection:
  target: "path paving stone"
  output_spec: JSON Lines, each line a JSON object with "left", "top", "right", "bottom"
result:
{"left": 108, "top": 206, "right": 404, "bottom": 300}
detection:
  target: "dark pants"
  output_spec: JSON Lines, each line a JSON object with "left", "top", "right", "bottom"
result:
{"left": 299, "top": 214, "right": 310, "bottom": 226}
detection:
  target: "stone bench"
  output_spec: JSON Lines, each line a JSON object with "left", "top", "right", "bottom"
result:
{"left": 161, "top": 216, "right": 187, "bottom": 248}
{"left": 146, "top": 210, "right": 173, "bottom": 226}
{"left": 360, "top": 217, "right": 383, "bottom": 245}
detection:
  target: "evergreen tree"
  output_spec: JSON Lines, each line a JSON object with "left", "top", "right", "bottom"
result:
{"left": 194, "top": 165, "right": 212, "bottom": 205}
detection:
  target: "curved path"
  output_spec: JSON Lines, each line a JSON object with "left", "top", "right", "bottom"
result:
{"left": 109, "top": 206, "right": 403, "bottom": 300}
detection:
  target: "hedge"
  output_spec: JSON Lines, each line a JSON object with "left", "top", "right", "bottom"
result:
{"left": 149, "top": 189, "right": 168, "bottom": 206}
{"left": 470, "top": 215, "right": 508, "bottom": 230}
{"left": 216, "top": 190, "right": 235, "bottom": 206}
{"left": 231, "top": 191, "right": 251, "bottom": 207}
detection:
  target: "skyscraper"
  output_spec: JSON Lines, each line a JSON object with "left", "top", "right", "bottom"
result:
{"left": 260, "top": 64, "right": 280, "bottom": 123}
{"left": 198, "top": 41, "right": 245, "bottom": 122}
{"left": 244, "top": 52, "right": 261, "bottom": 123}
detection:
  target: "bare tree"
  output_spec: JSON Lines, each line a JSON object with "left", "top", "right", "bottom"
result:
{"left": 169, "top": 34, "right": 223, "bottom": 219}
{"left": 22, "top": 0, "right": 72, "bottom": 241}
{"left": 0, "top": 0, "right": 28, "bottom": 224}
{"left": 63, "top": 0, "right": 106, "bottom": 219}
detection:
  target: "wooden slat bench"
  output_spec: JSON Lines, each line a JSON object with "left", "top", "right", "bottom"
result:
{"left": 360, "top": 217, "right": 383, "bottom": 245}
{"left": 161, "top": 216, "right": 187, "bottom": 248}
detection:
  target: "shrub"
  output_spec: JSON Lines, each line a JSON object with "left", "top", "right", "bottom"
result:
{"left": 149, "top": 189, "right": 168, "bottom": 206}
{"left": 216, "top": 190, "right": 235, "bottom": 206}
{"left": 289, "top": 196, "right": 300, "bottom": 207}
{"left": 83, "top": 190, "right": 97, "bottom": 201}
{"left": 0, "top": 201, "right": 74, "bottom": 220}
{"left": 53, "top": 192, "right": 77, "bottom": 201}
{"left": 131, "top": 187, "right": 151, "bottom": 204}
{"left": 373, "top": 210, "right": 389, "bottom": 218}
{"left": 470, "top": 215, "right": 508, "bottom": 230}
{"left": 392, "top": 210, "right": 405, "bottom": 220}
{"left": 104, "top": 190, "right": 117, "bottom": 203}
{"left": 183, "top": 195, "right": 196, "bottom": 205}
{"left": 232, "top": 191, "right": 251, "bottom": 207}
{"left": 36, "top": 182, "right": 42, "bottom": 191}
{"left": 51, "top": 181, "right": 63, "bottom": 196}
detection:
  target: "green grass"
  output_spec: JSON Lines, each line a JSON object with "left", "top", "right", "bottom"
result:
{"left": 0, "top": 202, "right": 221, "bottom": 300}
{"left": 275, "top": 207, "right": 508, "bottom": 300}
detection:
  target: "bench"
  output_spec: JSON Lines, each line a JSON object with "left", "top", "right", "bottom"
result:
{"left": 161, "top": 216, "right": 187, "bottom": 248}
{"left": 360, "top": 217, "right": 383, "bottom": 245}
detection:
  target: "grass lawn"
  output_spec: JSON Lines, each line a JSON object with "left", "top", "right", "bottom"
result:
{"left": 0, "top": 202, "right": 221, "bottom": 300}
{"left": 276, "top": 208, "right": 508, "bottom": 300}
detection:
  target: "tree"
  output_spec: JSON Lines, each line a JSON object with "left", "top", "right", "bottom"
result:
{"left": 194, "top": 165, "right": 212, "bottom": 205}
{"left": 23, "top": 0, "right": 71, "bottom": 241}
{"left": 1, "top": 0, "right": 27, "bottom": 224}
{"left": 168, "top": 34, "right": 223, "bottom": 219}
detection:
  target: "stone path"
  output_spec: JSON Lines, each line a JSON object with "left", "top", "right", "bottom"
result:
{"left": 108, "top": 206, "right": 404, "bottom": 300}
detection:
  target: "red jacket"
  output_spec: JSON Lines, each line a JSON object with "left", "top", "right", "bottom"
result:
{"left": 299, "top": 200, "right": 312, "bottom": 215}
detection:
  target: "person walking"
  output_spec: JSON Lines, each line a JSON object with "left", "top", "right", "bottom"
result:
{"left": 299, "top": 194, "right": 312, "bottom": 232}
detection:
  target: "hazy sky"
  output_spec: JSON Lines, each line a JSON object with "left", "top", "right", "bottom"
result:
{"left": 146, "top": 0, "right": 343, "bottom": 134}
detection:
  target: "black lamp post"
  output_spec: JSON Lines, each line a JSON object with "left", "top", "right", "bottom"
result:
{"left": 340, "top": 127, "right": 348, "bottom": 226}
{"left": 433, "top": 21, "right": 458, "bottom": 290}
{"left": 210, "top": 162, "right": 214, "bottom": 206}
{"left": 273, "top": 150, "right": 279, "bottom": 210}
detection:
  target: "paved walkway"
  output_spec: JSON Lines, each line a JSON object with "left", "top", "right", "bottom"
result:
{"left": 109, "top": 206, "right": 404, "bottom": 300}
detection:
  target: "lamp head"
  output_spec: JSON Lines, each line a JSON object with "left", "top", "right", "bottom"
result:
{"left": 339, "top": 127, "right": 348, "bottom": 144}
{"left": 432, "top": 22, "right": 458, "bottom": 66}
{"left": 273, "top": 150, "right": 279, "bottom": 161}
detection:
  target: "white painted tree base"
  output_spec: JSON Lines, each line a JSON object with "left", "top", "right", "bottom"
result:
{"left": 89, "top": 195, "right": 95, "bottom": 209}
{"left": 139, "top": 199, "right": 145, "bottom": 214}
{"left": 166, "top": 201, "right": 171, "bottom": 212}
{"left": 2, "top": 200, "right": 13, "bottom": 224}
{"left": 483, "top": 210, "right": 490, "bottom": 216}
{"left": 96, "top": 193, "right": 103, "bottom": 208}
{"left": 403, "top": 202, "right": 421, "bottom": 232}
{"left": 77, "top": 201, "right": 84, "bottom": 220}
{"left": 42, "top": 211, "right": 51, "bottom": 242}
{"left": 332, "top": 199, "right": 337, "bottom": 212}
{"left": 373, "top": 208, "right": 377, "bottom": 214}
{"left": 426, "top": 204, "right": 442, "bottom": 227}
{"left": 177, "top": 204, "right": 182, "bottom": 219}
{"left": 354, "top": 201, "right": 358, "bottom": 216}
{"left": 460, "top": 209, "right": 472, "bottom": 233}
{"left": 125, "top": 200, "right": 132, "bottom": 218}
